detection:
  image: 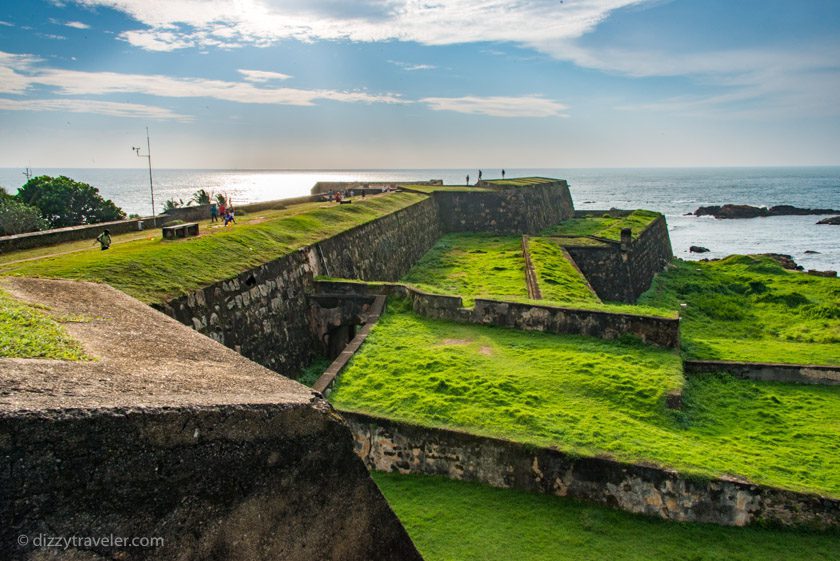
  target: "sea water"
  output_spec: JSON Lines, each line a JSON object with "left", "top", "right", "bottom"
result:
{"left": 1, "top": 167, "right": 838, "bottom": 270}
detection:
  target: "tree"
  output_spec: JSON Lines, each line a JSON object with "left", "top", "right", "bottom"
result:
{"left": 162, "top": 198, "right": 185, "bottom": 213}
{"left": 17, "top": 175, "right": 125, "bottom": 228}
{"left": 0, "top": 197, "right": 49, "bottom": 235}
{"left": 215, "top": 193, "right": 227, "bottom": 206}
{"left": 192, "top": 189, "right": 211, "bottom": 205}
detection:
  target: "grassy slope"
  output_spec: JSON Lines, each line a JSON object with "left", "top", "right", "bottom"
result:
{"left": 374, "top": 472, "right": 840, "bottom": 561}
{"left": 542, "top": 209, "right": 661, "bottom": 241}
{"left": 0, "top": 289, "right": 88, "bottom": 360}
{"left": 528, "top": 236, "right": 600, "bottom": 304}
{"left": 1, "top": 193, "right": 425, "bottom": 304}
{"left": 400, "top": 185, "right": 494, "bottom": 193}
{"left": 331, "top": 303, "right": 840, "bottom": 495}
{"left": 402, "top": 233, "right": 528, "bottom": 306}
{"left": 639, "top": 256, "right": 840, "bottom": 365}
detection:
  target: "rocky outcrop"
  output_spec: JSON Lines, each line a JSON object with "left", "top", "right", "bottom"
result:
{"left": 694, "top": 204, "right": 839, "bottom": 219}
{"left": 817, "top": 216, "right": 840, "bottom": 225}
{"left": 689, "top": 246, "right": 710, "bottom": 253}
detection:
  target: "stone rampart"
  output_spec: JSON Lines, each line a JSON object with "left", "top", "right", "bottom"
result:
{"left": 434, "top": 181, "right": 574, "bottom": 234}
{"left": 159, "top": 197, "right": 441, "bottom": 375}
{"left": 313, "top": 280, "right": 680, "bottom": 348}
{"left": 342, "top": 411, "right": 840, "bottom": 529}
{"left": 566, "top": 215, "right": 673, "bottom": 302}
{"left": 684, "top": 360, "right": 840, "bottom": 385}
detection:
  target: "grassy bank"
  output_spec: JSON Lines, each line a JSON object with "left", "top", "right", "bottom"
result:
{"left": 0, "top": 288, "right": 88, "bottom": 360}
{"left": 528, "top": 236, "right": 600, "bottom": 304}
{"left": 374, "top": 472, "right": 840, "bottom": 561}
{"left": 331, "top": 303, "right": 840, "bottom": 495}
{"left": 1, "top": 193, "right": 425, "bottom": 304}
{"left": 542, "top": 209, "right": 661, "bottom": 241}
{"left": 639, "top": 255, "right": 840, "bottom": 365}
{"left": 402, "top": 233, "right": 528, "bottom": 306}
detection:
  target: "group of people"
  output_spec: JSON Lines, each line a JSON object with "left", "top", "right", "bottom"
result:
{"left": 466, "top": 169, "right": 504, "bottom": 185}
{"left": 210, "top": 199, "right": 236, "bottom": 226}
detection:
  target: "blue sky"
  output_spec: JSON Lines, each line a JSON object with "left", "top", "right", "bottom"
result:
{"left": 1, "top": 0, "right": 839, "bottom": 168}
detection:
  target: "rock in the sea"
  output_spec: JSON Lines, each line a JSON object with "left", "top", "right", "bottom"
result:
{"left": 817, "top": 216, "right": 840, "bottom": 225}
{"left": 694, "top": 204, "right": 839, "bottom": 219}
{"left": 689, "top": 245, "right": 710, "bottom": 253}
{"left": 804, "top": 250, "right": 821, "bottom": 254}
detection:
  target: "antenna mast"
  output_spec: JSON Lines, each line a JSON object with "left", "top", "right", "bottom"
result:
{"left": 132, "top": 127, "right": 156, "bottom": 224}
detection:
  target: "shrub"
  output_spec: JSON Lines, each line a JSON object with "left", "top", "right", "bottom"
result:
{"left": 17, "top": 175, "right": 125, "bottom": 228}
{"left": 0, "top": 197, "right": 49, "bottom": 235}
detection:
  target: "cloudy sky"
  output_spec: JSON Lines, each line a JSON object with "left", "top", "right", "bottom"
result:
{"left": 1, "top": 0, "right": 839, "bottom": 168}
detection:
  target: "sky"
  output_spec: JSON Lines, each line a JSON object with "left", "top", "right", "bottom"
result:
{"left": 1, "top": 0, "right": 839, "bottom": 169}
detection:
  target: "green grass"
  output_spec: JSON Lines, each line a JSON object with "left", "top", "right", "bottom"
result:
{"left": 0, "top": 289, "right": 88, "bottom": 360}
{"left": 483, "top": 177, "right": 559, "bottom": 187}
{"left": 1, "top": 193, "right": 426, "bottom": 304}
{"left": 542, "top": 209, "right": 661, "bottom": 241}
{"left": 527, "top": 237, "right": 600, "bottom": 304}
{"left": 374, "top": 472, "right": 840, "bottom": 561}
{"left": 331, "top": 303, "right": 840, "bottom": 495}
{"left": 297, "top": 355, "right": 332, "bottom": 386}
{"left": 402, "top": 233, "right": 528, "bottom": 306}
{"left": 400, "top": 185, "right": 494, "bottom": 193}
{"left": 639, "top": 256, "right": 840, "bottom": 365}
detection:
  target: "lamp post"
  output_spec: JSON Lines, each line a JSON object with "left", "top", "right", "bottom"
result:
{"left": 132, "top": 127, "right": 156, "bottom": 224}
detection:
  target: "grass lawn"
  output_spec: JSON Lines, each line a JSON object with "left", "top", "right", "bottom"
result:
{"left": 400, "top": 184, "right": 494, "bottom": 193}
{"left": 542, "top": 209, "right": 661, "bottom": 241}
{"left": 402, "top": 233, "right": 528, "bottom": 306}
{"left": 527, "top": 236, "right": 600, "bottom": 304}
{"left": 0, "top": 192, "right": 425, "bottom": 304}
{"left": 331, "top": 302, "right": 840, "bottom": 495}
{"left": 0, "top": 288, "right": 88, "bottom": 360}
{"left": 483, "top": 177, "right": 559, "bottom": 187}
{"left": 374, "top": 472, "right": 840, "bottom": 561}
{"left": 639, "top": 255, "right": 840, "bottom": 365}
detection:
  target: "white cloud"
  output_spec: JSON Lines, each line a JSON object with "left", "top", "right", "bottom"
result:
{"left": 0, "top": 50, "right": 406, "bottom": 108}
{"left": 388, "top": 60, "right": 436, "bottom": 71}
{"left": 0, "top": 20, "right": 14, "bottom": 27}
{"left": 421, "top": 95, "right": 568, "bottom": 118}
{"left": 0, "top": 98, "right": 191, "bottom": 121}
{"left": 65, "top": 21, "right": 91, "bottom": 30}
{"left": 71, "top": 0, "right": 648, "bottom": 52}
{"left": 238, "top": 68, "right": 292, "bottom": 82}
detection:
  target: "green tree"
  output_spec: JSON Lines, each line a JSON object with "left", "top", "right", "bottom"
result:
{"left": 0, "top": 197, "right": 49, "bottom": 235}
{"left": 192, "top": 189, "right": 211, "bottom": 205}
{"left": 162, "top": 198, "right": 185, "bottom": 212}
{"left": 215, "top": 193, "right": 227, "bottom": 206}
{"left": 17, "top": 175, "right": 125, "bottom": 228}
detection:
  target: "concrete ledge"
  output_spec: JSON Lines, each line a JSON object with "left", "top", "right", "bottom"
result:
{"left": 684, "top": 360, "right": 840, "bottom": 385}
{"left": 342, "top": 410, "right": 840, "bottom": 529}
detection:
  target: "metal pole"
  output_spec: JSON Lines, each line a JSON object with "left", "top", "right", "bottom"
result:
{"left": 146, "top": 127, "right": 156, "bottom": 225}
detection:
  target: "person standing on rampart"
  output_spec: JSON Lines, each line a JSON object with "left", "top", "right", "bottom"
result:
{"left": 96, "top": 229, "right": 112, "bottom": 251}
{"left": 210, "top": 202, "right": 218, "bottom": 222}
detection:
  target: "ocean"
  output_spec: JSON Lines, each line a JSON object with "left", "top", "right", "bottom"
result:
{"left": 2, "top": 167, "right": 838, "bottom": 270}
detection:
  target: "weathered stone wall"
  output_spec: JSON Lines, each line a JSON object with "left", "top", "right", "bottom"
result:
{"left": 314, "top": 280, "right": 680, "bottom": 348}
{"left": 684, "top": 360, "right": 840, "bottom": 385}
{"left": 434, "top": 181, "right": 574, "bottom": 234}
{"left": 567, "top": 215, "right": 673, "bottom": 302}
{"left": 2, "top": 404, "right": 423, "bottom": 561}
{"left": 343, "top": 411, "right": 839, "bottom": 529}
{"left": 158, "top": 197, "right": 441, "bottom": 375}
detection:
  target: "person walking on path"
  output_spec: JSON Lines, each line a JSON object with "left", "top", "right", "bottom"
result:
{"left": 466, "top": 174, "right": 470, "bottom": 185}
{"left": 501, "top": 169, "right": 506, "bottom": 179}
{"left": 478, "top": 169, "right": 483, "bottom": 182}
{"left": 210, "top": 202, "right": 218, "bottom": 222}
{"left": 95, "top": 229, "right": 112, "bottom": 251}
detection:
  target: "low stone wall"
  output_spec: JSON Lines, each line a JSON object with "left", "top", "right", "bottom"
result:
{"left": 162, "top": 195, "right": 325, "bottom": 223}
{"left": 567, "top": 215, "right": 673, "bottom": 302}
{"left": 684, "top": 360, "right": 840, "bottom": 385}
{"left": 343, "top": 411, "right": 840, "bottom": 529}
{"left": 0, "top": 217, "right": 150, "bottom": 254}
{"left": 434, "top": 181, "right": 574, "bottom": 234}
{"left": 313, "top": 280, "right": 680, "bottom": 348}
{"left": 159, "top": 196, "right": 442, "bottom": 376}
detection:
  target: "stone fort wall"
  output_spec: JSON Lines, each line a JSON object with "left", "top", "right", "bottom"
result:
{"left": 343, "top": 410, "right": 839, "bottom": 529}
